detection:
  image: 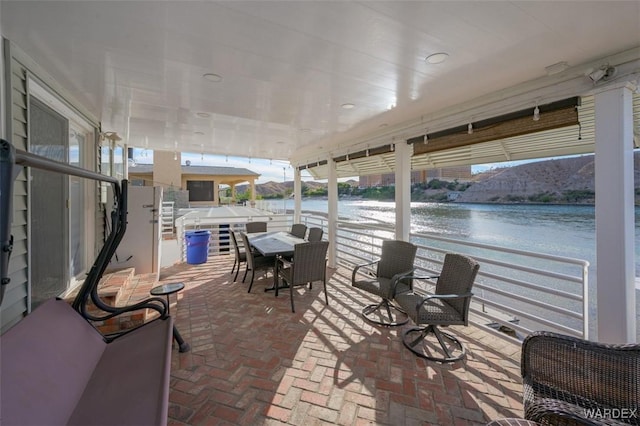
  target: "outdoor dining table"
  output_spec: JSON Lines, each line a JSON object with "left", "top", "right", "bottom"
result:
{"left": 247, "top": 231, "right": 307, "bottom": 291}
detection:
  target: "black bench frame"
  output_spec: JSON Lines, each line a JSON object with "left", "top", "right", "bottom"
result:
{"left": 0, "top": 139, "right": 177, "bottom": 424}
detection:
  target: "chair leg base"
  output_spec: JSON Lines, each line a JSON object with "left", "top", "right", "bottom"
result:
{"left": 402, "top": 325, "right": 466, "bottom": 363}
{"left": 361, "top": 300, "right": 409, "bottom": 326}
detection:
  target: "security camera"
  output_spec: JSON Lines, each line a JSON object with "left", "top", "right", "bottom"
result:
{"left": 587, "top": 65, "right": 617, "bottom": 83}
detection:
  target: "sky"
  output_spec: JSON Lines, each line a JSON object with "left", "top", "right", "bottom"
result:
{"left": 131, "top": 149, "right": 313, "bottom": 183}
{"left": 130, "top": 149, "right": 543, "bottom": 184}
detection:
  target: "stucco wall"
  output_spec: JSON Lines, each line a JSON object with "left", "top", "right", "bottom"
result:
{"left": 153, "top": 151, "right": 182, "bottom": 190}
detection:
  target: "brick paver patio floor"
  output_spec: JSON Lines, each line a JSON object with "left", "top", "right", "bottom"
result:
{"left": 157, "top": 254, "right": 525, "bottom": 425}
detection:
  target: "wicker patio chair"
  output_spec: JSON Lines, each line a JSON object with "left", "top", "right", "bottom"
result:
{"left": 275, "top": 241, "right": 329, "bottom": 313}
{"left": 307, "top": 227, "right": 323, "bottom": 242}
{"left": 394, "top": 253, "right": 479, "bottom": 362}
{"left": 351, "top": 240, "right": 417, "bottom": 326}
{"left": 290, "top": 223, "right": 307, "bottom": 239}
{"left": 240, "top": 232, "right": 275, "bottom": 292}
{"left": 245, "top": 221, "right": 267, "bottom": 233}
{"left": 519, "top": 331, "right": 640, "bottom": 426}
{"left": 229, "top": 231, "right": 246, "bottom": 282}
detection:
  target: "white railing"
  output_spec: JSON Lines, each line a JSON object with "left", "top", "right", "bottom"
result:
{"left": 335, "top": 219, "right": 590, "bottom": 340}
{"left": 173, "top": 208, "right": 590, "bottom": 340}
{"left": 160, "top": 201, "right": 175, "bottom": 236}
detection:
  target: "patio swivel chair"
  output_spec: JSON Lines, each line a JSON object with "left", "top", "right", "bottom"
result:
{"left": 487, "top": 331, "right": 640, "bottom": 426}
{"left": 351, "top": 240, "right": 417, "bottom": 326}
{"left": 229, "top": 231, "right": 246, "bottom": 282}
{"left": 240, "top": 232, "right": 275, "bottom": 292}
{"left": 307, "top": 227, "right": 323, "bottom": 242}
{"left": 245, "top": 221, "right": 267, "bottom": 233}
{"left": 275, "top": 241, "right": 329, "bottom": 313}
{"left": 290, "top": 223, "right": 307, "bottom": 239}
{"left": 395, "top": 253, "right": 479, "bottom": 362}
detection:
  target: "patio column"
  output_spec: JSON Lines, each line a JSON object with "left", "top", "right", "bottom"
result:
{"left": 250, "top": 179, "right": 256, "bottom": 208}
{"left": 294, "top": 167, "right": 301, "bottom": 223}
{"left": 594, "top": 81, "right": 636, "bottom": 344}
{"left": 394, "top": 140, "right": 411, "bottom": 241}
{"left": 327, "top": 156, "right": 338, "bottom": 268}
{"left": 231, "top": 184, "right": 237, "bottom": 204}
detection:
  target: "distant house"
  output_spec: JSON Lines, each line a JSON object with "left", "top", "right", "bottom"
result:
{"left": 128, "top": 151, "right": 260, "bottom": 206}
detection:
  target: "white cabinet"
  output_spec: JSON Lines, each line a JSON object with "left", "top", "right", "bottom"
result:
{"left": 112, "top": 186, "right": 162, "bottom": 279}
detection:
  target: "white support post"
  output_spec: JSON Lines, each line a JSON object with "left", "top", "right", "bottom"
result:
{"left": 327, "top": 156, "right": 338, "bottom": 268}
{"left": 250, "top": 180, "right": 256, "bottom": 208}
{"left": 294, "top": 167, "right": 301, "bottom": 224}
{"left": 394, "top": 141, "right": 411, "bottom": 241}
{"left": 594, "top": 82, "right": 636, "bottom": 343}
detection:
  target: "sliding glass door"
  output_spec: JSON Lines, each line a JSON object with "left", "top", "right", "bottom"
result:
{"left": 28, "top": 85, "right": 95, "bottom": 308}
{"left": 29, "top": 97, "right": 68, "bottom": 308}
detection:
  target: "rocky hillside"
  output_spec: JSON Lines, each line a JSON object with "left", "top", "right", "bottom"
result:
{"left": 237, "top": 179, "right": 357, "bottom": 197}
{"left": 239, "top": 154, "right": 640, "bottom": 204}
{"left": 456, "top": 152, "right": 640, "bottom": 204}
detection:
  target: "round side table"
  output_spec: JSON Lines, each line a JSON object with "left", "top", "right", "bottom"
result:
{"left": 150, "top": 282, "right": 190, "bottom": 353}
{"left": 150, "top": 282, "right": 185, "bottom": 315}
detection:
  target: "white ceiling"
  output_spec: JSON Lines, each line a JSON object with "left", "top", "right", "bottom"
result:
{"left": 2, "top": 1, "right": 639, "bottom": 168}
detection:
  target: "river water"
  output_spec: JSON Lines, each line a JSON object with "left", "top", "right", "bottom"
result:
{"left": 264, "top": 198, "right": 640, "bottom": 338}
{"left": 271, "top": 199, "right": 640, "bottom": 274}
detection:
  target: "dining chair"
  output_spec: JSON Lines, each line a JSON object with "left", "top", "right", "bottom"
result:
{"left": 351, "top": 240, "right": 417, "bottom": 326}
{"left": 240, "top": 232, "right": 275, "bottom": 292}
{"left": 229, "top": 231, "right": 246, "bottom": 282}
{"left": 245, "top": 221, "right": 267, "bottom": 233}
{"left": 289, "top": 223, "right": 307, "bottom": 239}
{"left": 394, "top": 253, "right": 479, "bottom": 362}
{"left": 307, "top": 227, "right": 323, "bottom": 242}
{"left": 275, "top": 241, "right": 329, "bottom": 313}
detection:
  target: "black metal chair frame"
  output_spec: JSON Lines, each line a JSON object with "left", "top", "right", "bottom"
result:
{"left": 351, "top": 240, "right": 417, "bottom": 326}
{"left": 0, "top": 139, "right": 190, "bottom": 351}
{"left": 394, "top": 253, "right": 479, "bottom": 363}
{"left": 229, "top": 230, "right": 246, "bottom": 282}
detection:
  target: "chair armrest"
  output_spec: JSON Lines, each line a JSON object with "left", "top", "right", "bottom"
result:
{"left": 389, "top": 269, "right": 417, "bottom": 296}
{"left": 525, "top": 399, "right": 618, "bottom": 426}
{"left": 415, "top": 292, "right": 473, "bottom": 312}
{"left": 395, "top": 274, "right": 439, "bottom": 296}
{"left": 351, "top": 259, "right": 379, "bottom": 284}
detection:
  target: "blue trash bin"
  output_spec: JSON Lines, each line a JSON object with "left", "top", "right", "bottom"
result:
{"left": 185, "top": 230, "right": 211, "bottom": 264}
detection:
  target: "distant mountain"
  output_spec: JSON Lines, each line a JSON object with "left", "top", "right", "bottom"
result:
{"left": 238, "top": 155, "right": 640, "bottom": 205}
{"left": 236, "top": 179, "right": 357, "bottom": 197}
{"left": 456, "top": 153, "right": 640, "bottom": 204}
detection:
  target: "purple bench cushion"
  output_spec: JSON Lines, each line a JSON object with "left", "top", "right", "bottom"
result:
{"left": 1, "top": 299, "right": 106, "bottom": 424}
{"left": 68, "top": 315, "right": 173, "bottom": 425}
{"left": 1, "top": 298, "right": 173, "bottom": 426}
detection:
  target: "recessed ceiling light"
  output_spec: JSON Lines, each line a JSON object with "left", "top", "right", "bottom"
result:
{"left": 341, "top": 103, "right": 355, "bottom": 109}
{"left": 196, "top": 112, "right": 211, "bottom": 118}
{"left": 203, "top": 73, "right": 223, "bottom": 82}
{"left": 425, "top": 52, "right": 449, "bottom": 64}
{"left": 194, "top": 131, "right": 204, "bottom": 135}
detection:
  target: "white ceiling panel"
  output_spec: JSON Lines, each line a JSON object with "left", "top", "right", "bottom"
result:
{"left": 1, "top": 0, "right": 639, "bottom": 168}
